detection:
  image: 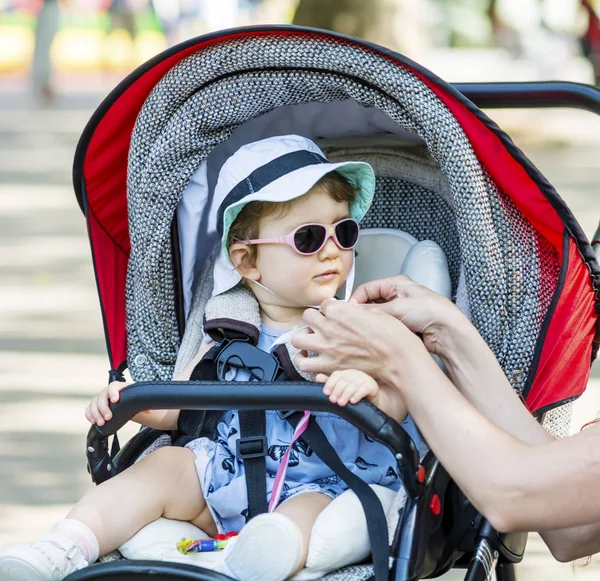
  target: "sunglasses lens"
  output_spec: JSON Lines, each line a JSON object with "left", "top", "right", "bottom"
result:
{"left": 335, "top": 219, "right": 359, "bottom": 249}
{"left": 294, "top": 225, "right": 326, "bottom": 254}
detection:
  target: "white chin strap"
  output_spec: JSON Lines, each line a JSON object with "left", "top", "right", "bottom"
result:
{"left": 343, "top": 259, "right": 356, "bottom": 302}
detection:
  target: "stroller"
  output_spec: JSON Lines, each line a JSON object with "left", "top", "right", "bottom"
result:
{"left": 69, "top": 24, "right": 600, "bottom": 581}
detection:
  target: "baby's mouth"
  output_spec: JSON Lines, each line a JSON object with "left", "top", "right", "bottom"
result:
{"left": 313, "top": 269, "right": 339, "bottom": 281}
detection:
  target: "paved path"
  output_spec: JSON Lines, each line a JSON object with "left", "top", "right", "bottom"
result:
{"left": 1, "top": 86, "right": 600, "bottom": 579}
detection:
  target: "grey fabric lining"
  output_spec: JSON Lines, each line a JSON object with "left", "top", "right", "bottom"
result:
{"left": 204, "top": 284, "right": 262, "bottom": 338}
{"left": 126, "top": 33, "right": 560, "bottom": 404}
{"left": 173, "top": 244, "right": 219, "bottom": 377}
{"left": 324, "top": 147, "right": 460, "bottom": 295}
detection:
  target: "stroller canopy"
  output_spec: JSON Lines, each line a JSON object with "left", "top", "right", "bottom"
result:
{"left": 72, "top": 25, "right": 599, "bottom": 416}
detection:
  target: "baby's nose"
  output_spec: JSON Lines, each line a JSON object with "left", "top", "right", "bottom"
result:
{"left": 319, "top": 236, "right": 340, "bottom": 258}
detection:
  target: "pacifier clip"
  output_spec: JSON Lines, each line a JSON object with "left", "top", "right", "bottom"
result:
{"left": 268, "top": 410, "right": 311, "bottom": 512}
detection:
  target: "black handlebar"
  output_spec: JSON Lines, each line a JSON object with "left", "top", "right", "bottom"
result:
{"left": 454, "top": 81, "right": 600, "bottom": 115}
{"left": 86, "top": 380, "right": 422, "bottom": 497}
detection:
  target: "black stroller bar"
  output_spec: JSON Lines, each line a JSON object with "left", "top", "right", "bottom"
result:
{"left": 454, "top": 81, "right": 600, "bottom": 115}
{"left": 86, "top": 381, "right": 422, "bottom": 497}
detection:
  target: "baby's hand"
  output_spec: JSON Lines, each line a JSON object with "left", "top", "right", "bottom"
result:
{"left": 85, "top": 380, "right": 132, "bottom": 426}
{"left": 316, "top": 370, "right": 378, "bottom": 407}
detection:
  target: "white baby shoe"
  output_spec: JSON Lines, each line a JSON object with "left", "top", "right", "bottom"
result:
{"left": 0, "top": 535, "right": 88, "bottom": 581}
{"left": 223, "top": 513, "right": 303, "bottom": 581}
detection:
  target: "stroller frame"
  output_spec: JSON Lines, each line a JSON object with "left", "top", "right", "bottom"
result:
{"left": 69, "top": 24, "right": 600, "bottom": 581}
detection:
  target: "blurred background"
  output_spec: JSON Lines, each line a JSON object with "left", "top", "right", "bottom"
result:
{"left": 1, "top": 1, "right": 600, "bottom": 579}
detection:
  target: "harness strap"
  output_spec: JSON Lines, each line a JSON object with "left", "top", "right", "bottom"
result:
{"left": 437, "top": 499, "right": 479, "bottom": 572}
{"left": 238, "top": 410, "right": 268, "bottom": 519}
{"left": 176, "top": 344, "right": 222, "bottom": 446}
{"left": 287, "top": 413, "right": 390, "bottom": 581}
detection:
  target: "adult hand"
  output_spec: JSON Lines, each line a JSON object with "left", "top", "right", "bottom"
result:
{"left": 350, "top": 275, "right": 470, "bottom": 356}
{"left": 292, "top": 299, "right": 429, "bottom": 383}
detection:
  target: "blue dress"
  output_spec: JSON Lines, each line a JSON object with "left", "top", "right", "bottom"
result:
{"left": 186, "top": 324, "right": 420, "bottom": 533}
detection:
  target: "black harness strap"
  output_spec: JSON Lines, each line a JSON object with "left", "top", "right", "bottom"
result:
{"left": 437, "top": 500, "right": 480, "bottom": 572}
{"left": 238, "top": 410, "right": 269, "bottom": 519}
{"left": 288, "top": 414, "right": 390, "bottom": 581}
{"left": 176, "top": 340, "right": 273, "bottom": 518}
{"left": 175, "top": 344, "right": 223, "bottom": 446}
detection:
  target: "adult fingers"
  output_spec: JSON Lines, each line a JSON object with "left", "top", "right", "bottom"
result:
{"left": 295, "top": 352, "right": 336, "bottom": 375}
{"left": 301, "top": 307, "right": 327, "bottom": 331}
{"left": 318, "top": 298, "right": 348, "bottom": 317}
{"left": 350, "top": 276, "right": 408, "bottom": 304}
{"left": 291, "top": 326, "right": 326, "bottom": 352}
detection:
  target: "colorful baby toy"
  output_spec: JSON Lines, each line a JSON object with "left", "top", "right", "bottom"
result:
{"left": 177, "top": 532, "right": 238, "bottom": 554}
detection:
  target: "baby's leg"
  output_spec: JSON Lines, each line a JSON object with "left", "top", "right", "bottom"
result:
{"left": 69, "top": 446, "right": 216, "bottom": 555}
{"left": 275, "top": 492, "right": 332, "bottom": 575}
{"left": 0, "top": 446, "right": 214, "bottom": 581}
{"left": 223, "top": 492, "right": 331, "bottom": 581}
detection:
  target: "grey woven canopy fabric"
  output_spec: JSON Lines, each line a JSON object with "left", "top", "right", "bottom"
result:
{"left": 125, "top": 33, "right": 560, "bottom": 401}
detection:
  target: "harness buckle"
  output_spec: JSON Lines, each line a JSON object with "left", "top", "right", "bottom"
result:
{"left": 236, "top": 436, "right": 268, "bottom": 459}
{"left": 216, "top": 340, "right": 281, "bottom": 382}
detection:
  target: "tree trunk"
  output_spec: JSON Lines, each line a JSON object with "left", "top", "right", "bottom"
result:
{"left": 292, "top": 0, "right": 429, "bottom": 58}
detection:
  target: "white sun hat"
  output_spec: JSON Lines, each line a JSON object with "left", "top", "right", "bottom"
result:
{"left": 211, "top": 134, "right": 376, "bottom": 297}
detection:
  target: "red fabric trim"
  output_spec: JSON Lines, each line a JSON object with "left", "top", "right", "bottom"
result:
{"left": 89, "top": 210, "right": 128, "bottom": 369}
{"left": 526, "top": 239, "right": 596, "bottom": 412}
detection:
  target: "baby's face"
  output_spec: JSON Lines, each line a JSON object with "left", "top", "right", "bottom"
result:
{"left": 253, "top": 185, "right": 354, "bottom": 309}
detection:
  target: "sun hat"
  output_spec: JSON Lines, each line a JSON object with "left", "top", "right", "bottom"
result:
{"left": 211, "top": 134, "right": 376, "bottom": 297}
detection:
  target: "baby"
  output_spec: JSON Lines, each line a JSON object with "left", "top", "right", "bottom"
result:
{"left": 0, "top": 135, "right": 408, "bottom": 581}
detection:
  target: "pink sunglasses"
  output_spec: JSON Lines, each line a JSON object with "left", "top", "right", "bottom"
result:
{"left": 240, "top": 218, "right": 360, "bottom": 256}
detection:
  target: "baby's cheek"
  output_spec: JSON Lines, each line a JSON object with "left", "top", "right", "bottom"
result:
{"left": 340, "top": 251, "right": 354, "bottom": 275}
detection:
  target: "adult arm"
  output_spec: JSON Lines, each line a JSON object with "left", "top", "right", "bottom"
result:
{"left": 292, "top": 277, "right": 600, "bottom": 559}
{"left": 427, "top": 296, "right": 600, "bottom": 561}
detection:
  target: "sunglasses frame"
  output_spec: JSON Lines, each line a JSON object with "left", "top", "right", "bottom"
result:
{"left": 240, "top": 218, "right": 360, "bottom": 256}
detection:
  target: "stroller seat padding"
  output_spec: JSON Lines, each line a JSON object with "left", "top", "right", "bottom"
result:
{"left": 116, "top": 486, "right": 397, "bottom": 580}
{"left": 355, "top": 229, "right": 451, "bottom": 299}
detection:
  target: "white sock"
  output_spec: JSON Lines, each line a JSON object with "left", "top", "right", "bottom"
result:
{"left": 50, "top": 519, "right": 100, "bottom": 564}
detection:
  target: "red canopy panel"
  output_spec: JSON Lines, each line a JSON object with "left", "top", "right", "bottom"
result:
{"left": 528, "top": 238, "right": 596, "bottom": 412}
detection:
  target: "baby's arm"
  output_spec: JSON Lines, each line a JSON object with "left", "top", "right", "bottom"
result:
{"left": 85, "top": 339, "right": 215, "bottom": 431}
{"left": 316, "top": 370, "right": 408, "bottom": 424}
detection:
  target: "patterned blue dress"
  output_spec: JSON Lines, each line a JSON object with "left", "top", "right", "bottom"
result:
{"left": 186, "top": 324, "right": 420, "bottom": 533}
